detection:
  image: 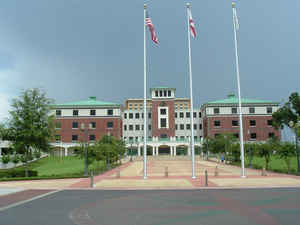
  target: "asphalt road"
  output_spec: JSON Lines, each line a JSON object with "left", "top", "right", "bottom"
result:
{"left": 0, "top": 188, "right": 300, "bottom": 225}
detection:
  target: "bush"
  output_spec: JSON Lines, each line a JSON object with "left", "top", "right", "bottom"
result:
{"left": 34, "top": 151, "right": 41, "bottom": 159}
{"left": 12, "top": 154, "right": 20, "bottom": 165}
{"left": 1, "top": 155, "right": 10, "bottom": 164}
{"left": 0, "top": 169, "right": 38, "bottom": 178}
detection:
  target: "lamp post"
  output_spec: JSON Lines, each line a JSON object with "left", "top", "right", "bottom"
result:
{"left": 289, "top": 121, "right": 300, "bottom": 174}
{"left": 80, "top": 123, "right": 90, "bottom": 177}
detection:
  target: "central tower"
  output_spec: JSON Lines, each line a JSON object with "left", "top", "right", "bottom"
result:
{"left": 150, "top": 87, "right": 176, "bottom": 138}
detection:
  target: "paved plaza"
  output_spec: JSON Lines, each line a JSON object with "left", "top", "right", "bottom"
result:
{"left": 1, "top": 157, "right": 300, "bottom": 190}
{"left": 1, "top": 189, "right": 300, "bottom": 225}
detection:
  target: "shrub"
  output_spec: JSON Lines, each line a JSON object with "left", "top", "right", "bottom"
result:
{"left": 0, "top": 169, "right": 38, "bottom": 178}
{"left": 12, "top": 154, "right": 20, "bottom": 165}
{"left": 1, "top": 155, "right": 10, "bottom": 164}
{"left": 34, "top": 151, "right": 41, "bottom": 159}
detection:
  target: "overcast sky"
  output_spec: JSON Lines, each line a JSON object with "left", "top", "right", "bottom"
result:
{"left": 0, "top": 0, "right": 299, "bottom": 139}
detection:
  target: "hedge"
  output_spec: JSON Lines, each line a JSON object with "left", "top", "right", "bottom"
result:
{"left": 0, "top": 169, "right": 38, "bottom": 178}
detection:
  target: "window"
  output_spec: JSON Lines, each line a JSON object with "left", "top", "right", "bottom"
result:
{"left": 168, "top": 90, "right": 171, "bottom": 96}
{"left": 148, "top": 125, "right": 151, "bottom": 130}
{"left": 155, "top": 91, "right": 158, "bottom": 97}
{"left": 142, "top": 113, "right": 144, "bottom": 118}
{"left": 180, "top": 124, "right": 184, "bottom": 130}
{"left": 124, "top": 125, "right": 127, "bottom": 131}
{"left": 160, "top": 134, "right": 167, "bottom": 138}
{"left": 160, "top": 108, "right": 166, "bottom": 115}
{"left": 232, "top": 120, "right": 238, "bottom": 126}
{"left": 129, "top": 125, "right": 133, "bottom": 130}
{"left": 135, "top": 137, "right": 138, "bottom": 141}
{"left": 214, "top": 120, "right": 221, "bottom": 127}
{"left": 268, "top": 132, "right": 275, "bottom": 138}
{"left": 107, "top": 109, "right": 113, "bottom": 116}
{"left": 142, "top": 125, "right": 144, "bottom": 130}
{"left": 186, "top": 112, "right": 190, "bottom": 118}
{"left": 194, "top": 124, "right": 197, "bottom": 130}
{"left": 267, "top": 107, "right": 272, "bottom": 114}
{"left": 250, "top": 120, "right": 256, "bottom": 126}
{"left": 193, "top": 112, "right": 197, "bottom": 118}
{"left": 135, "top": 125, "right": 140, "bottom": 130}
{"left": 129, "top": 113, "right": 133, "bottom": 119}
{"left": 90, "top": 122, "right": 96, "bottom": 129}
{"left": 129, "top": 136, "right": 133, "bottom": 141}
{"left": 72, "top": 135, "right": 78, "bottom": 141}
{"left": 194, "top": 136, "right": 197, "bottom": 140}
{"left": 164, "top": 90, "right": 167, "bottom": 96}
{"left": 175, "top": 113, "right": 177, "bottom": 118}
{"left": 55, "top": 122, "right": 61, "bottom": 129}
{"left": 107, "top": 121, "right": 113, "bottom": 128}
{"left": 231, "top": 107, "right": 237, "bottom": 114}
{"left": 175, "top": 124, "right": 178, "bottom": 130}
{"left": 56, "top": 110, "right": 61, "bottom": 116}
{"left": 90, "top": 110, "right": 96, "bottom": 116}
{"left": 199, "top": 112, "right": 202, "bottom": 118}
{"left": 135, "top": 113, "right": 140, "bottom": 119}
{"left": 124, "top": 113, "right": 127, "bottom": 119}
{"left": 89, "top": 135, "right": 95, "bottom": 141}
{"left": 180, "top": 136, "right": 185, "bottom": 139}
{"left": 234, "top": 133, "right": 239, "bottom": 138}
{"left": 249, "top": 107, "right": 255, "bottom": 114}
{"left": 180, "top": 112, "right": 184, "bottom": 118}
{"left": 73, "top": 110, "right": 78, "bottom": 116}
{"left": 250, "top": 133, "right": 257, "bottom": 140}
{"left": 160, "top": 118, "right": 167, "bottom": 128}
{"left": 55, "top": 135, "right": 61, "bottom": 142}
{"left": 186, "top": 124, "right": 191, "bottom": 130}
{"left": 148, "top": 113, "right": 151, "bottom": 119}
{"left": 199, "top": 124, "right": 202, "bottom": 130}
{"left": 214, "top": 108, "right": 220, "bottom": 114}
{"left": 267, "top": 120, "right": 273, "bottom": 126}
{"left": 72, "top": 122, "right": 78, "bottom": 129}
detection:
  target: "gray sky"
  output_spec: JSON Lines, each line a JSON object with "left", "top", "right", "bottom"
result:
{"left": 0, "top": 0, "right": 300, "bottom": 131}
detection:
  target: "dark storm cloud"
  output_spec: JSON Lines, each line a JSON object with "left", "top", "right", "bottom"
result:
{"left": 0, "top": 0, "right": 299, "bottom": 117}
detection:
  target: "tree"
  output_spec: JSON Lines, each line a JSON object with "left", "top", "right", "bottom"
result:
{"left": 0, "top": 88, "right": 55, "bottom": 176}
{"left": 257, "top": 143, "right": 273, "bottom": 170}
{"left": 277, "top": 142, "right": 295, "bottom": 174}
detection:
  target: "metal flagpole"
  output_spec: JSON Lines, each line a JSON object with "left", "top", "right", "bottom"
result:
{"left": 232, "top": 2, "right": 246, "bottom": 178}
{"left": 143, "top": 4, "right": 148, "bottom": 179}
{"left": 186, "top": 3, "right": 196, "bottom": 179}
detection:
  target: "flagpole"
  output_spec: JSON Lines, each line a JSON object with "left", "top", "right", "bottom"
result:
{"left": 187, "top": 3, "right": 196, "bottom": 179}
{"left": 232, "top": 2, "right": 246, "bottom": 178}
{"left": 143, "top": 4, "right": 148, "bottom": 179}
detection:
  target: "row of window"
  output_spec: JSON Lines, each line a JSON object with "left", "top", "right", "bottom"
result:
{"left": 124, "top": 112, "right": 152, "bottom": 119}
{"left": 214, "top": 132, "right": 275, "bottom": 140}
{"left": 175, "top": 124, "right": 202, "bottom": 130}
{"left": 213, "top": 107, "right": 273, "bottom": 115}
{"left": 175, "top": 112, "right": 202, "bottom": 118}
{"left": 155, "top": 90, "right": 172, "bottom": 97}
{"left": 124, "top": 136, "right": 203, "bottom": 141}
{"left": 55, "top": 134, "right": 96, "bottom": 142}
{"left": 124, "top": 124, "right": 151, "bottom": 131}
{"left": 56, "top": 121, "right": 114, "bottom": 129}
{"left": 213, "top": 120, "right": 272, "bottom": 127}
{"left": 56, "top": 109, "right": 114, "bottom": 117}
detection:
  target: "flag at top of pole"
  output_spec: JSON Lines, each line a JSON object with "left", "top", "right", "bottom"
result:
{"left": 232, "top": 2, "right": 239, "bottom": 30}
{"left": 145, "top": 10, "right": 158, "bottom": 44}
{"left": 187, "top": 5, "right": 196, "bottom": 38}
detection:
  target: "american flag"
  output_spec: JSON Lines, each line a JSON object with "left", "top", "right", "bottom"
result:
{"left": 188, "top": 8, "right": 196, "bottom": 38}
{"left": 145, "top": 11, "right": 158, "bottom": 44}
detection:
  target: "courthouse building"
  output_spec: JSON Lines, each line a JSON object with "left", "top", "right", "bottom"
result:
{"left": 50, "top": 87, "right": 280, "bottom": 156}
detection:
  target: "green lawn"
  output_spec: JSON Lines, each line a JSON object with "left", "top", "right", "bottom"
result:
{"left": 245, "top": 156, "right": 299, "bottom": 174}
{"left": 30, "top": 156, "right": 105, "bottom": 177}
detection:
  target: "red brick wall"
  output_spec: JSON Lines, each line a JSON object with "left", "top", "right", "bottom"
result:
{"left": 55, "top": 117, "right": 122, "bottom": 142}
{"left": 205, "top": 115, "right": 281, "bottom": 141}
{"left": 152, "top": 100, "right": 175, "bottom": 138}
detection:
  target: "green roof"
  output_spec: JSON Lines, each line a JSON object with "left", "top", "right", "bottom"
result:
{"left": 55, "top": 96, "right": 119, "bottom": 107}
{"left": 206, "top": 94, "right": 279, "bottom": 105}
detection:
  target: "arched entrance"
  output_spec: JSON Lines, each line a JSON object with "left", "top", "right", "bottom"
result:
{"left": 158, "top": 145, "right": 170, "bottom": 155}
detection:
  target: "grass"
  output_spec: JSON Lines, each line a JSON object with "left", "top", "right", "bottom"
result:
{"left": 245, "top": 156, "right": 299, "bottom": 174}
{"left": 0, "top": 156, "right": 107, "bottom": 181}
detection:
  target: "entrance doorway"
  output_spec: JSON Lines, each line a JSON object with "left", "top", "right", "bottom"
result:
{"left": 158, "top": 145, "right": 170, "bottom": 155}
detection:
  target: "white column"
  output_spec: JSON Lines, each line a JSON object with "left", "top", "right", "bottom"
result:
{"left": 64, "top": 148, "right": 68, "bottom": 156}
{"left": 174, "top": 146, "right": 177, "bottom": 156}
{"left": 152, "top": 147, "right": 155, "bottom": 156}
{"left": 188, "top": 146, "right": 191, "bottom": 156}
{"left": 138, "top": 146, "right": 141, "bottom": 156}
{"left": 0, "top": 148, "right": 2, "bottom": 157}
{"left": 170, "top": 147, "right": 173, "bottom": 156}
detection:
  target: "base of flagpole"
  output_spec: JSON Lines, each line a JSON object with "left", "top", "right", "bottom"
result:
{"left": 143, "top": 176, "right": 148, "bottom": 180}
{"left": 192, "top": 176, "right": 196, "bottom": 179}
{"left": 241, "top": 175, "right": 247, "bottom": 178}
